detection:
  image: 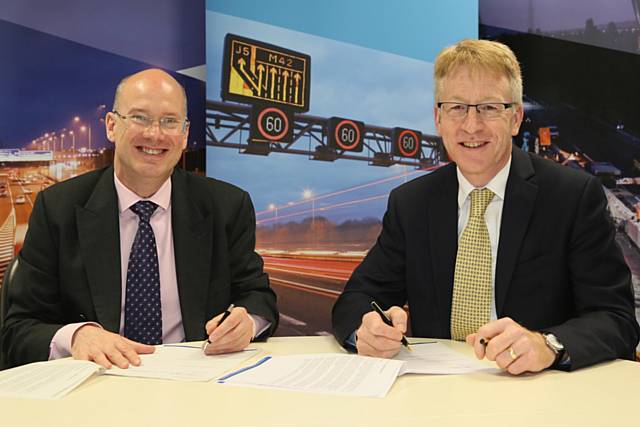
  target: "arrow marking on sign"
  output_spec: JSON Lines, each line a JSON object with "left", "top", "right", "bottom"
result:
{"left": 257, "top": 64, "right": 265, "bottom": 96}
{"left": 237, "top": 58, "right": 259, "bottom": 92}
{"left": 269, "top": 67, "right": 277, "bottom": 99}
{"left": 293, "top": 73, "right": 301, "bottom": 104}
{"left": 281, "top": 70, "right": 289, "bottom": 102}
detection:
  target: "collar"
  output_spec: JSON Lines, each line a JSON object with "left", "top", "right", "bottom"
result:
{"left": 114, "top": 173, "right": 172, "bottom": 214}
{"left": 457, "top": 155, "right": 511, "bottom": 209}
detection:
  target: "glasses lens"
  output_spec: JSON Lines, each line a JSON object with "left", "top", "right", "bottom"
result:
{"left": 160, "top": 118, "right": 180, "bottom": 132}
{"left": 477, "top": 104, "right": 505, "bottom": 118}
{"left": 443, "top": 103, "right": 467, "bottom": 118}
{"left": 129, "top": 114, "right": 151, "bottom": 127}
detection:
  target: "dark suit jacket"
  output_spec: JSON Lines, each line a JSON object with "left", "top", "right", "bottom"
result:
{"left": 332, "top": 146, "right": 639, "bottom": 370}
{"left": 1, "top": 167, "right": 278, "bottom": 368}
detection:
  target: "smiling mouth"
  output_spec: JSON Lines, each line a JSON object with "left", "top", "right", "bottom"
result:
{"left": 460, "top": 141, "right": 488, "bottom": 149}
{"left": 138, "top": 146, "right": 167, "bottom": 155}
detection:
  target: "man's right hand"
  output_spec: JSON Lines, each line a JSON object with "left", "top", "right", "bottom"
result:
{"left": 71, "top": 325, "right": 155, "bottom": 369}
{"left": 355, "top": 306, "right": 407, "bottom": 358}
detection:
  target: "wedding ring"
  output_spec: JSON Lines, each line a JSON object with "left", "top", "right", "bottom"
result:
{"left": 508, "top": 347, "right": 517, "bottom": 360}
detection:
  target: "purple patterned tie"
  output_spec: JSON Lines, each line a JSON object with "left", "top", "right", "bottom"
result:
{"left": 124, "top": 201, "right": 162, "bottom": 345}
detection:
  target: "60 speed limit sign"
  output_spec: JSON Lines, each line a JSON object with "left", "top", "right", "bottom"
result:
{"left": 328, "top": 117, "right": 364, "bottom": 152}
{"left": 392, "top": 127, "right": 422, "bottom": 158}
{"left": 250, "top": 105, "right": 293, "bottom": 143}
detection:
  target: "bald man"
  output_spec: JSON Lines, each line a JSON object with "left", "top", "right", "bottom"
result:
{"left": 1, "top": 69, "right": 278, "bottom": 369}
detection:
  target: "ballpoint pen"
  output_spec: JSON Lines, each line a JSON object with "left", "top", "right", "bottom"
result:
{"left": 370, "top": 301, "right": 412, "bottom": 351}
{"left": 203, "top": 303, "right": 235, "bottom": 349}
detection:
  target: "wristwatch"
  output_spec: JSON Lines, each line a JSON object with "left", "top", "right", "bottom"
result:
{"left": 542, "top": 333, "right": 567, "bottom": 365}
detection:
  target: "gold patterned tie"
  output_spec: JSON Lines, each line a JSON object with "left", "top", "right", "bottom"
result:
{"left": 450, "top": 188, "right": 495, "bottom": 340}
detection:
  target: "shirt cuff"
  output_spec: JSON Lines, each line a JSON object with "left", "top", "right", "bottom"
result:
{"left": 556, "top": 352, "right": 572, "bottom": 369}
{"left": 249, "top": 314, "right": 270, "bottom": 339}
{"left": 48, "top": 322, "right": 102, "bottom": 360}
{"left": 344, "top": 330, "right": 358, "bottom": 351}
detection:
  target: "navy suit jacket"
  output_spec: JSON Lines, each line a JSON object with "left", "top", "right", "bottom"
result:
{"left": 1, "top": 167, "right": 278, "bottom": 368}
{"left": 332, "top": 146, "right": 639, "bottom": 370}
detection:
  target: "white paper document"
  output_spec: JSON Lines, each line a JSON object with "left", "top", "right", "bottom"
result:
{"left": 104, "top": 345, "right": 258, "bottom": 382}
{"left": 0, "top": 345, "right": 257, "bottom": 399}
{"left": 396, "top": 342, "right": 497, "bottom": 375}
{"left": 0, "top": 359, "right": 103, "bottom": 399}
{"left": 218, "top": 353, "right": 404, "bottom": 398}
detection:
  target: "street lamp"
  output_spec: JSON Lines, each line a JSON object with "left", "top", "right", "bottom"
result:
{"left": 302, "top": 189, "right": 315, "bottom": 220}
{"left": 79, "top": 124, "right": 93, "bottom": 151}
{"left": 68, "top": 130, "right": 77, "bottom": 169}
{"left": 302, "top": 189, "right": 315, "bottom": 247}
{"left": 269, "top": 203, "right": 279, "bottom": 249}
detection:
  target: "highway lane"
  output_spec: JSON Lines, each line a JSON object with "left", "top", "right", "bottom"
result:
{"left": 263, "top": 256, "right": 361, "bottom": 336}
{"left": 11, "top": 180, "right": 44, "bottom": 216}
{"left": 0, "top": 193, "right": 12, "bottom": 226}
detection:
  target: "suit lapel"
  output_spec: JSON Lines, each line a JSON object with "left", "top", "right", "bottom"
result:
{"left": 171, "top": 169, "right": 213, "bottom": 340}
{"left": 76, "top": 167, "right": 122, "bottom": 332}
{"left": 495, "top": 147, "right": 538, "bottom": 315}
{"left": 427, "top": 164, "right": 459, "bottom": 332}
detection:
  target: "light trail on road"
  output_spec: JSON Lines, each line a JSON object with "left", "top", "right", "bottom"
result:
{"left": 270, "top": 277, "right": 342, "bottom": 298}
{"left": 265, "top": 266, "right": 349, "bottom": 282}
{"left": 255, "top": 164, "right": 441, "bottom": 217}
{"left": 257, "top": 194, "right": 388, "bottom": 224}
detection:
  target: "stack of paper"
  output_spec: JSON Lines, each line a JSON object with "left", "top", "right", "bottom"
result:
{"left": 218, "top": 353, "right": 404, "bottom": 398}
{"left": 217, "top": 342, "right": 496, "bottom": 398}
{"left": 0, "top": 359, "right": 103, "bottom": 399}
{"left": 0, "top": 345, "right": 258, "bottom": 399}
{"left": 396, "top": 342, "right": 497, "bottom": 375}
{"left": 105, "top": 345, "right": 257, "bottom": 381}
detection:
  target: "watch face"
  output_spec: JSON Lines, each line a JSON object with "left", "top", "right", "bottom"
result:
{"left": 544, "top": 333, "right": 564, "bottom": 352}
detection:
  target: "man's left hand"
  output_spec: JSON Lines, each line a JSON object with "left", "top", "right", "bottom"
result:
{"left": 203, "top": 306, "right": 253, "bottom": 355}
{"left": 466, "top": 317, "right": 556, "bottom": 375}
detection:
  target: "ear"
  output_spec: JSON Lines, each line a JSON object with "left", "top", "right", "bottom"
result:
{"left": 433, "top": 105, "right": 442, "bottom": 135}
{"left": 511, "top": 104, "right": 524, "bottom": 136}
{"left": 105, "top": 112, "right": 117, "bottom": 143}
{"left": 180, "top": 123, "right": 190, "bottom": 150}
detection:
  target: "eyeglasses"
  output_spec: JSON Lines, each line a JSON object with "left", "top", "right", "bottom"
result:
{"left": 437, "top": 102, "right": 515, "bottom": 120}
{"left": 113, "top": 111, "right": 189, "bottom": 135}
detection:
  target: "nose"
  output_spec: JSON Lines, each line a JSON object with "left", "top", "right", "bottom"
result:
{"left": 460, "top": 107, "right": 484, "bottom": 134}
{"left": 142, "top": 121, "right": 163, "bottom": 138}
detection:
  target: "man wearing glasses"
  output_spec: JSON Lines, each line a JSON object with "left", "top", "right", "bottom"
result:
{"left": 2, "top": 69, "right": 278, "bottom": 369}
{"left": 332, "top": 40, "right": 638, "bottom": 373}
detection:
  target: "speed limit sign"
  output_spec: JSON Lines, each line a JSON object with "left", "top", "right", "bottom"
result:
{"left": 328, "top": 117, "right": 364, "bottom": 152}
{"left": 392, "top": 127, "right": 422, "bottom": 158}
{"left": 250, "top": 104, "right": 293, "bottom": 143}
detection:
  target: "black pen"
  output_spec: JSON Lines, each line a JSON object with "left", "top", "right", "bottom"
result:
{"left": 370, "top": 301, "right": 412, "bottom": 351}
{"left": 204, "top": 303, "right": 235, "bottom": 347}
{"left": 479, "top": 337, "right": 490, "bottom": 346}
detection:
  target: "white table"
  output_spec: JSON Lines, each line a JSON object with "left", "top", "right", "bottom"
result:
{"left": 1, "top": 336, "right": 638, "bottom": 426}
